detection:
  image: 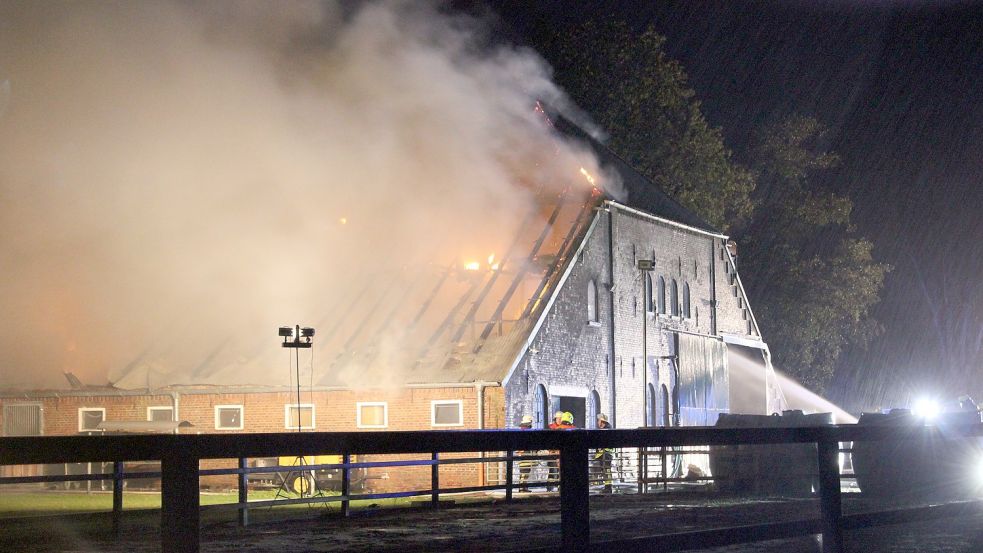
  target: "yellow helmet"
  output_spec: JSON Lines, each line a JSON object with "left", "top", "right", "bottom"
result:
{"left": 561, "top": 411, "right": 574, "bottom": 424}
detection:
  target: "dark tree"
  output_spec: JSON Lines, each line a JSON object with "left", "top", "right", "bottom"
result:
{"left": 736, "top": 115, "right": 889, "bottom": 391}
{"left": 534, "top": 21, "right": 888, "bottom": 392}
{"left": 541, "top": 21, "right": 754, "bottom": 231}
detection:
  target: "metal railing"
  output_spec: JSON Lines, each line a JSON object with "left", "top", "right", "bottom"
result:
{"left": 3, "top": 424, "right": 983, "bottom": 553}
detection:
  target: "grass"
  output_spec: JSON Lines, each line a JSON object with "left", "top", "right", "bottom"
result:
{"left": 0, "top": 487, "right": 480, "bottom": 519}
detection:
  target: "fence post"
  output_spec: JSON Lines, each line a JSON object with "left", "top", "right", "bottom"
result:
{"left": 505, "top": 450, "right": 514, "bottom": 501}
{"left": 431, "top": 452, "right": 440, "bottom": 508}
{"left": 817, "top": 437, "right": 843, "bottom": 553}
{"left": 112, "top": 461, "right": 123, "bottom": 537}
{"left": 161, "top": 448, "right": 199, "bottom": 553}
{"left": 637, "top": 447, "right": 644, "bottom": 494}
{"left": 560, "top": 433, "right": 590, "bottom": 553}
{"left": 237, "top": 457, "right": 249, "bottom": 527}
{"left": 341, "top": 453, "right": 351, "bottom": 517}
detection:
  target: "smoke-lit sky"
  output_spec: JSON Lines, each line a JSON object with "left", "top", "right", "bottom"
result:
{"left": 3, "top": 1, "right": 981, "bottom": 410}
{"left": 493, "top": 0, "right": 983, "bottom": 411}
{"left": 0, "top": 1, "right": 607, "bottom": 389}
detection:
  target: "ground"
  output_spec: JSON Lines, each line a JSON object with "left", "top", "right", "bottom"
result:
{"left": 3, "top": 490, "right": 983, "bottom": 552}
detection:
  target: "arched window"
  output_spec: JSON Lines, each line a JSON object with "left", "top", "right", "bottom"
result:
{"left": 657, "top": 276, "right": 666, "bottom": 314}
{"left": 683, "top": 282, "right": 691, "bottom": 318}
{"left": 661, "top": 384, "right": 671, "bottom": 427}
{"left": 534, "top": 384, "right": 548, "bottom": 429}
{"left": 646, "top": 383, "right": 657, "bottom": 427}
{"left": 670, "top": 279, "right": 679, "bottom": 316}
{"left": 644, "top": 273, "right": 653, "bottom": 313}
{"left": 588, "top": 390, "right": 601, "bottom": 429}
{"left": 587, "top": 280, "right": 598, "bottom": 323}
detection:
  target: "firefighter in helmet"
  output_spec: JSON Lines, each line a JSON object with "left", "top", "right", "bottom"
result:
{"left": 516, "top": 415, "right": 536, "bottom": 492}
{"left": 546, "top": 410, "right": 565, "bottom": 490}
{"left": 593, "top": 413, "right": 615, "bottom": 493}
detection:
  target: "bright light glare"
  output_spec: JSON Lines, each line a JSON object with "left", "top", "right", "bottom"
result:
{"left": 912, "top": 398, "right": 940, "bottom": 420}
{"left": 973, "top": 454, "right": 983, "bottom": 491}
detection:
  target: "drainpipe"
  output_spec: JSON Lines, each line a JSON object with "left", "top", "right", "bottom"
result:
{"left": 709, "top": 239, "right": 717, "bottom": 336}
{"left": 475, "top": 382, "right": 486, "bottom": 430}
{"left": 169, "top": 392, "right": 180, "bottom": 427}
{"left": 607, "top": 207, "right": 618, "bottom": 428}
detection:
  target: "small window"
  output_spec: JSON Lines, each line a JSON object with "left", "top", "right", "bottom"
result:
{"left": 683, "top": 282, "right": 691, "bottom": 319}
{"left": 431, "top": 400, "right": 463, "bottom": 427}
{"left": 78, "top": 408, "right": 106, "bottom": 432}
{"left": 644, "top": 273, "right": 654, "bottom": 313}
{"left": 646, "top": 383, "right": 657, "bottom": 427}
{"left": 214, "top": 405, "right": 244, "bottom": 430}
{"left": 534, "top": 384, "right": 548, "bottom": 428}
{"left": 357, "top": 402, "right": 388, "bottom": 428}
{"left": 4, "top": 404, "right": 43, "bottom": 436}
{"left": 657, "top": 276, "right": 666, "bottom": 314}
{"left": 285, "top": 404, "right": 315, "bottom": 430}
{"left": 587, "top": 280, "right": 599, "bottom": 323}
{"left": 670, "top": 279, "right": 679, "bottom": 316}
{"left": 588, "top": 390, "right": 601, "bottom": 430}
{"left": 147, "top": 406, "right": 174, "bottom": 422}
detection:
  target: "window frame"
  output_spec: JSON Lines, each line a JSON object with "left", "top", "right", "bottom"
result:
{"left": 214, "top": 405, "right": 244, "bottom": 430}
{"left": 356, "top": 402, "right": 388, "bottom": 429}
{"left": 587, "top": 279, "right": 599, "bottom": 324}
{"left": 78, "top": 407, "right": 106, "bottom": 432}
{"left": 430, "top": 400, "right": 464, "bottom": 427}
{"left": 147, "top": 406, "right": 174, "bottom": 422}
{"left": 683, "top": 282, "right": 691, "bottom": 319}
{"left": 3, "top": 403, "right": 44, "bottom": 436}
{"left": 644, "top": 273, "right": 654, "bottom": 314}
{"left": 657, "top": 276, "right": 666, "bottom": 314}
{"left": 284, "top": 403, "right": 316, "bottom": 430}
{"left": 670, "top": 279, "right": 680, "bottom": 316}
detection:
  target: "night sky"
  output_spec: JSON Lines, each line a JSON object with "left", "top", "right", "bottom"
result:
{"left": 491, "top": 1, "right": 983, "bottom": 411}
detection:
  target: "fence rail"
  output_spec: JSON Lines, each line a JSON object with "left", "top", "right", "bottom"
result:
{"left": 3, "top": 424, "right": 983, "bottom": 553}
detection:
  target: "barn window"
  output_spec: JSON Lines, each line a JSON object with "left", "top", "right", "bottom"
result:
{"left": 661, "top": 385, "right": 671, "bottom": 427}
{"left": 683, "top": 282, "right": 691, "bottom": 318}
{"left": 3, "top": 404, "right": 43, "bottom": 436}
{"left": 214, "top": 405, "right": 244, "bottom": 430}
{"left": 588, "top": 390, "right": 601, "bottom": 429}
{"left": 285, "top": 404, "right": 315, "bottom": 430}
{"left": 147, "top": 406, "right": 174, "bottom": 422}
{"left": 356, "top": 402, "right": 388, "bottom": 428}
{"left": 534, "top": 384, "right": 548, "bottom": 429}
{"left": 78, "top": 408, "right": 105, "bottom": 432}
{"left": 657, "top": 276, "right": 666, "bottom": 314}
{"left": 646, "top": 383, "right": 657, "bottom": 427}
{"left": 644, "top": 273, "right": 654, "bottom": 313}
{"left": 432, "top": 400, "right": 464, "bottom": 427}
{"left": 670, "top": 279, "right": 679, "bottom": 316}
{"left": 587, "top": 280, "right": 599, "bottom": 323}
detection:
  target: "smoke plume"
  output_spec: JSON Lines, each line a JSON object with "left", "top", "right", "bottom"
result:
{"left": 0, "top": 1, "right": 608, "bottom": 389}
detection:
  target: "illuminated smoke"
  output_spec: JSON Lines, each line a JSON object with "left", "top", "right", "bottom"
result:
{"left": 0, "top": 1, "right": 611, "bottom": 389}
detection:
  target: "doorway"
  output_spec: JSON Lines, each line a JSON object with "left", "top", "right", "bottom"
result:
{"left": 553, "top": 396, "right": 587, "bottom": 428}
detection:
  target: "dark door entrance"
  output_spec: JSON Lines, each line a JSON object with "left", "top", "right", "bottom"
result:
{"left": 554, "top": 396, "right": 587, "bottom": 428}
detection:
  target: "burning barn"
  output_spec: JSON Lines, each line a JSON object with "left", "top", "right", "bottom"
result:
{"left": 0, "top": 112, "right": 782, "bottom": 489}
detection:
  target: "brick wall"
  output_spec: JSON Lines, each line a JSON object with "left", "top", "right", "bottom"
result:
{"left": 1, "top": 384, "right": 501, "bottom": 491}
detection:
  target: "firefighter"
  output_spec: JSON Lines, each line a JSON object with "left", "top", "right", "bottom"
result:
{"left": 516, "top": 415, "right": 536, "bottom": 492}
{"left": 548, "top": 410, "right": 564, "bottom": 430}
{"left": 559, "top": 411, "right": 576, "bottom": 429}
{"left": 593, "top": 413, "right": 614, "bottom": 493}
{"left": 546, "top": 410, "right": 564, "bottom": 490}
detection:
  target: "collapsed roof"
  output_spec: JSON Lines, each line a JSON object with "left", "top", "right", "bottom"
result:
{"left": 107, "top": 116, "right": 718, "bottom": 391}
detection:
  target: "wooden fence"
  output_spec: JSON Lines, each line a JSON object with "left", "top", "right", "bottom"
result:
{"left": 3, "top": 424, "right": 983, "bottom": 553}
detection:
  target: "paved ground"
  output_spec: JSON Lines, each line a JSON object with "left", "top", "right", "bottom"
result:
{"left": 4, "top": 491, "right": 983, "bottom": 552}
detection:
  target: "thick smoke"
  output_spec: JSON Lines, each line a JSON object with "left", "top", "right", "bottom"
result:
{"left": 0, "top": 1, "right": 607, "bottom": 389}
